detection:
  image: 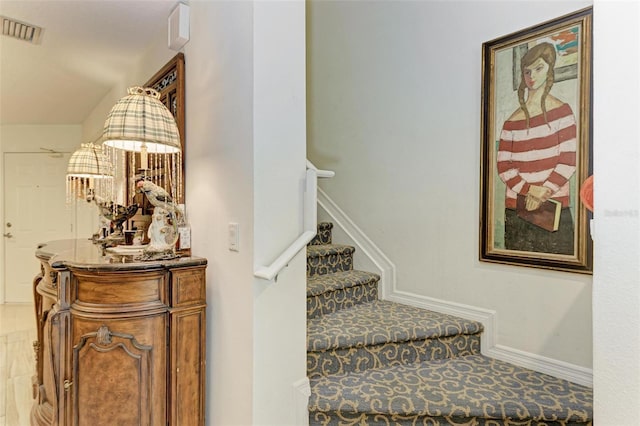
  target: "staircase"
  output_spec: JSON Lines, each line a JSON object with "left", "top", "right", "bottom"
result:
{"left": 306, "top": 222, "right": 593, "bottom": 426}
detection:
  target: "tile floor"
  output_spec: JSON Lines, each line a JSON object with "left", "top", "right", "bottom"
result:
{"left": 0, "top": 303, "right": 36, "bottom": 426}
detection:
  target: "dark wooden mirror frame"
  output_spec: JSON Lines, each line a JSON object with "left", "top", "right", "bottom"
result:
{"left": 126, "top": 52, "right": 185, "bottom": 207}
{"left": 127, "top": 53, "right": 185, "bottom": 240}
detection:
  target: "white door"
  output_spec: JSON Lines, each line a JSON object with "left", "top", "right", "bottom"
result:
{"left": 3, "top": 152, "right": 74, "bottom": 303}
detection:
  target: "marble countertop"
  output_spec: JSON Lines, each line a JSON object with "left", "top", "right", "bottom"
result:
{"left": 36, "top": 239, "right": 207, "bottom": 271}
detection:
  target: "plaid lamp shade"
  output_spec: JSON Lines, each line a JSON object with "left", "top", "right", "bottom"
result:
{"left": 102, "top": 86, "right": 181, "bottom": 153}
{"left": 66, "top": 143, "right": 113, "bottom": 178}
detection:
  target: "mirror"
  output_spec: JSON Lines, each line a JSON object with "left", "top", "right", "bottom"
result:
{"left": 127, "top": 53, "right": 185, "bottom": 236}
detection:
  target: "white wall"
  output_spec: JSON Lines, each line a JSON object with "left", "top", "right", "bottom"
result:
{"left": 82, "top": 31, "right": 174, "bottom": 143}
{"left": 185, "top": 3, "right": 254, "bottom": 423}
{"left": 185, "top": 2, "right": 255, "bottom": 424}
{"left": 252, "top": 1, "right": 308, "bottom": 425}
{"left": 186, "top": 1, "right": 307, "bottom": 424}
{"left": 0, "top": 125, "right": 81, "bottom": 153}
{"left": 592, "top": 1, "right": 640, "bottom": 423}
{"left": 307, "top": 0, "right": 593, "bottom": 369}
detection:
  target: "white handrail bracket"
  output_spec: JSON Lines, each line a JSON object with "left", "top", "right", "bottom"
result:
{"left": 254, "top": 161, "right": 334, "bottom": 282}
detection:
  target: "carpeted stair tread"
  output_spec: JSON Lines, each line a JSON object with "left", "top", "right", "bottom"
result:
{"left": 307, "top": 270, "right": 380, "bottom": 297}
{"left": 309, "top": 354, "right": 593, "bottom": 424}
{"left": 308, "top": 300, "right": 483, "bottom": 352}
{"left": 309, "top": 222, "right": 333, "bottom": 245}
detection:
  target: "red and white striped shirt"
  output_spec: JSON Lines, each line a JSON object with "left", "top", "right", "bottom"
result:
{"left": 497, "top": 103, "right": 577, "bottom": 209}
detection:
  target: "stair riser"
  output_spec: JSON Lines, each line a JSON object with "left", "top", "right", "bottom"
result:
{"left": 310, "top": 413, "right": 593, "bottom": 426}
{"left": 307, "top": 283, "right": 378, "bottom": 319}
{"left": 309, "top": 226, "right": 332, "bottom": 245}
{"left": 307, "top": 252, "right": 354, "bottom": 277}
{"left": 307, "top": 333, "right": 481, "bottom": 378}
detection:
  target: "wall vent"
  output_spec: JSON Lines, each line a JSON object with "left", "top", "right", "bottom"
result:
{"left": 1, "top": 16, "right": 43, "bottom": 44}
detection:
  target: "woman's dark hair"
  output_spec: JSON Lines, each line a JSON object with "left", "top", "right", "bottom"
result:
{"left": 517, "top": 42, "right": 556, "bottom": 127}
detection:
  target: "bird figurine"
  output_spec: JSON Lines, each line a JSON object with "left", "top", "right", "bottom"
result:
{"left": 136, "top": 180, "right": 184, "bottom": 220}
{"left": 87, "top": 192, "right": 139, "bottom": 245}
{"left": 136, "top": 180, "right": 183, "bottom": 260}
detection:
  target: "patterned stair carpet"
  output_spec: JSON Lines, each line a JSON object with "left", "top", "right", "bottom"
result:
{"left": 306, "top": 222, "right": 593, "bottom": 426}
{"left": 307, "top": 270, "right": 380, "bottom": 320}
{"left": 307, "top": 300, "right": 482, "bottom": 379}
{"left": 309, "top": 355, "right": 592, "bottom": 426}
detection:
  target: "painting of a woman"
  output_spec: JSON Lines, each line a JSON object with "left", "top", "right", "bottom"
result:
{"left": 480, "top": 8, "right": 592, "bottom": 273}
{"left": 497, "top": 42, "right": 577, "bottom": 255}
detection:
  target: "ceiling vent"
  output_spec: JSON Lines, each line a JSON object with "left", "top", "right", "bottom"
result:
{"left": 1, "top": 16, "right": 43, "bottom": 44}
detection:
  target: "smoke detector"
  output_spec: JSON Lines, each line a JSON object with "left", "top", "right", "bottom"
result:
{"left": 1, "top": 16, "right": 43, "bottom": 44}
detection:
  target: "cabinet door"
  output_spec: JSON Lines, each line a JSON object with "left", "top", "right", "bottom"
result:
{"left": 170, "top": 308, "right": 206, "bottom": 426}
{"left": 31, "top": 305, "right": 70, "bottom": 426}
{"left": 71, "top": 315, "right": 166, "bottom": 426}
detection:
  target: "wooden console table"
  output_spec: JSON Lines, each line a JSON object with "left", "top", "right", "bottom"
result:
{"left": 30, "top": 239, "right": 207, "bottom": 426}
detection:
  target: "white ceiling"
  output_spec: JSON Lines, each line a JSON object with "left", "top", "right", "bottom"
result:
{"left": 0, "top": 0, "right": 179, "bottom": 125}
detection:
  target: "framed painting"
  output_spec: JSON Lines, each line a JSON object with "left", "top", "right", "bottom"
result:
{"left": 479, "top": 7, "right": 592, "bottom": 274}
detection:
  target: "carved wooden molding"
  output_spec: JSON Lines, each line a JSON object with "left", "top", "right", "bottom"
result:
{"left": 95, "top": 325, "right": 112, "bottom": 346}
{"left": 74, "top": 325, "right": 152, "bottom": 352}
{"left": 72, "top": 325, "right": 153, "bottom": 425}
{"left": 145, "top": 53, "right": 185, "bottom": 153}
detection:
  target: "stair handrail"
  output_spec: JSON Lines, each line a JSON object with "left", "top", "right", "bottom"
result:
{"left": 306, "top": 160, "right": 335, "bottom": 179}
{"left": 254, "top": 161, "right": 334, "bottom": 281}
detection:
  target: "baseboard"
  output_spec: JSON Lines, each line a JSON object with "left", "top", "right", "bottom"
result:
{"left": 387, "top": 291, "right": 592, "bottom": 387}
{"left": 485, "top": 344, "right": 593, "bottom": 387}
{"left": 317, "top": 188, "right": 396, "bottom": 299}
{"left": 315, "top": 190, "right": 593, "bottom": 388}
{"left": 292, "top": 376, "right": 311, "bottom": 426}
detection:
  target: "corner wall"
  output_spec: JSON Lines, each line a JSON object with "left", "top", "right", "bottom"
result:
{"left": 592, "top": 1, "right": 640, "bottom": 423}
{"left": 184, "top": 2, "right": 255, "bottom": 424}
{"left": 186, "top": 1, "right": 308, "bottom": 425}
{"left": 307, "top": 0, "right": 593, "bottom": 369}
{"left": 252, "top": 1, "right": 308, "bottom": 425}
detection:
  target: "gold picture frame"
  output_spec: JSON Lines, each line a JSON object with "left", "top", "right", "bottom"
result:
{"left": 479, "top": 7, "right": 592, "bottom": 274}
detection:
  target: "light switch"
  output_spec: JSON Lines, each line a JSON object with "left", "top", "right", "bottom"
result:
{"left": 228, "top": 222, "right": 239, "bottom": 252}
